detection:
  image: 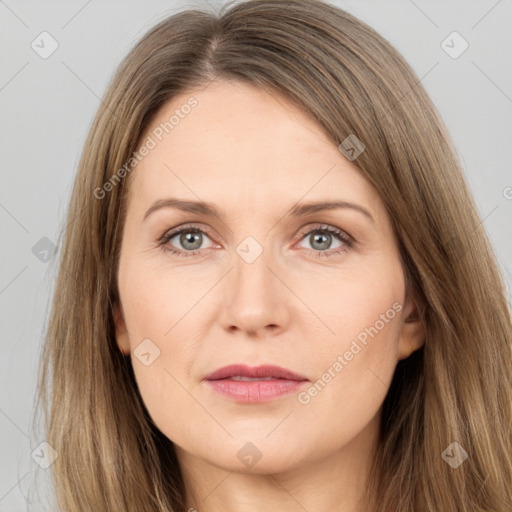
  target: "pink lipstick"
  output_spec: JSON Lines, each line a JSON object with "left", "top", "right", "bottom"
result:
{"left": 203, "top": 364, "right": 309, "bottom": 403}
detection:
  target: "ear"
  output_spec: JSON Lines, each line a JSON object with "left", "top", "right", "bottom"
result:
{"left": 397, "top": 289, "right": 426, "bottom": 361}
{"left": 114, "top": 302, "right": 131, "bottom": 355}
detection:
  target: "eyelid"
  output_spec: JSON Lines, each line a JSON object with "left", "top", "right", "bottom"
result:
{"left": 160, "top": 222, "right": 218, "bottom": 249}
{"left": 295, "top": 223, "right": 352, "bottom": 240}
{"left": 293, "top": 223, "right": 355, "bottom": 254}
{"left": 162, "top": 222, "right": 216, "bottom": 240}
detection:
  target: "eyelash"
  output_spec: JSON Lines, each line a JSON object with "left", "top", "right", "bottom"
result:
{"left": 158, "top": 223, "right": 355, "bottom": 259}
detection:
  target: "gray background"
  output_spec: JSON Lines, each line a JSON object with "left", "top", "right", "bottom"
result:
{"left": 1, "top": 0, "right": 511, "bottom": 509}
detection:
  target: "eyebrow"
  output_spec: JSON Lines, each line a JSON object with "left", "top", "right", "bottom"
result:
{"left": 143, "top": 197, "right": 375, "bottom": 224}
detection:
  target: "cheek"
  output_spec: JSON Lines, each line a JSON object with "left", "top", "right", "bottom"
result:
{"left": 120, "top": 265, "right": 198, "bottom": 365}
{"left": 293, "top": 259, "right": 404, "bottom": 351}
{"left": 294, "top": 294, "right": 402, "bottom": 454}
{"left": 119, "top": 257, "right": 205, "bottom": 343}
{"left": 294, "top": 266, "right": 403, "bottom": 413}
{"left": 118, "top": 261, "right": 208, "bottom": 436}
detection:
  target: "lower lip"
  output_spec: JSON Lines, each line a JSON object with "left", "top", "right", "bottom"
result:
{"left": 205, "top": 378, "right": 308, "bottom": 403}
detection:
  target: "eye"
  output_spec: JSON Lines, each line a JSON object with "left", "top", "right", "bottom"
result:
{"left": 159, "top": 224, "right": 216, "bottom": 257}
{"left": 295, "top": 224, "right": 354, "bottom": 258}
{"left": 159, "top": 223, "right": 355, "bottom": 259}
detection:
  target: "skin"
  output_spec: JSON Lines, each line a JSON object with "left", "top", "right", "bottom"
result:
{"left": 114, "top": 80, "right": 425, "bottom": 512}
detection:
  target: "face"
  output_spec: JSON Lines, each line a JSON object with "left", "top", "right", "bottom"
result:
{"left": 114, "top": 80, "right": 425, "bottom": 476}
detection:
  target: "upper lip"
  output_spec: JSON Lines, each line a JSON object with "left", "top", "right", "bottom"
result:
{"left": 204, "top": 364, "right": 309, "bottom": 381}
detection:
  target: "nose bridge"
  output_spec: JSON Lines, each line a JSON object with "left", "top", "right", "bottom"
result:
{"left": 233, "top": 243, "right": 273, "bottom": 300}
{"left": 220, "top": 237, "right": 289, "bottom": 334}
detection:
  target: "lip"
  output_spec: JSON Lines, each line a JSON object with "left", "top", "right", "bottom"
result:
{"left": 203, "top": 364, "right": 309, "bottom": 403}
{"left": 204, "top": 364, "right": 308, "bottom": 381}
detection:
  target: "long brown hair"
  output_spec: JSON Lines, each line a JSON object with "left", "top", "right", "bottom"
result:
{"left": 35, "top": 0, "right": 512, "bottom": 510}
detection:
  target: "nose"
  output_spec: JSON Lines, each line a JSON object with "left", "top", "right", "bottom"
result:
{"left": 218, "top": 247, "right": 292, "bottom": 338}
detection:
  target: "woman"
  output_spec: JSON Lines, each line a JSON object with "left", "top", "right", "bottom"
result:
{"left": 35, "top": 0, "right": 512, "bottom": 510}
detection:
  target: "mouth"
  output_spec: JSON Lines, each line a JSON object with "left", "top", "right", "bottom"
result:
{"left": 203, "top": 364, "right": 309, "bottom": 403}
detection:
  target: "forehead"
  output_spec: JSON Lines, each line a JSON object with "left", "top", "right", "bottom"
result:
{"left": 128, "top": 81, "right": 380, "bottom": 217}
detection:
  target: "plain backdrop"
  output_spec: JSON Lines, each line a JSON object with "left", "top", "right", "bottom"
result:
{"left": 1, "top": 0, "right": 511, "bottom": 509}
